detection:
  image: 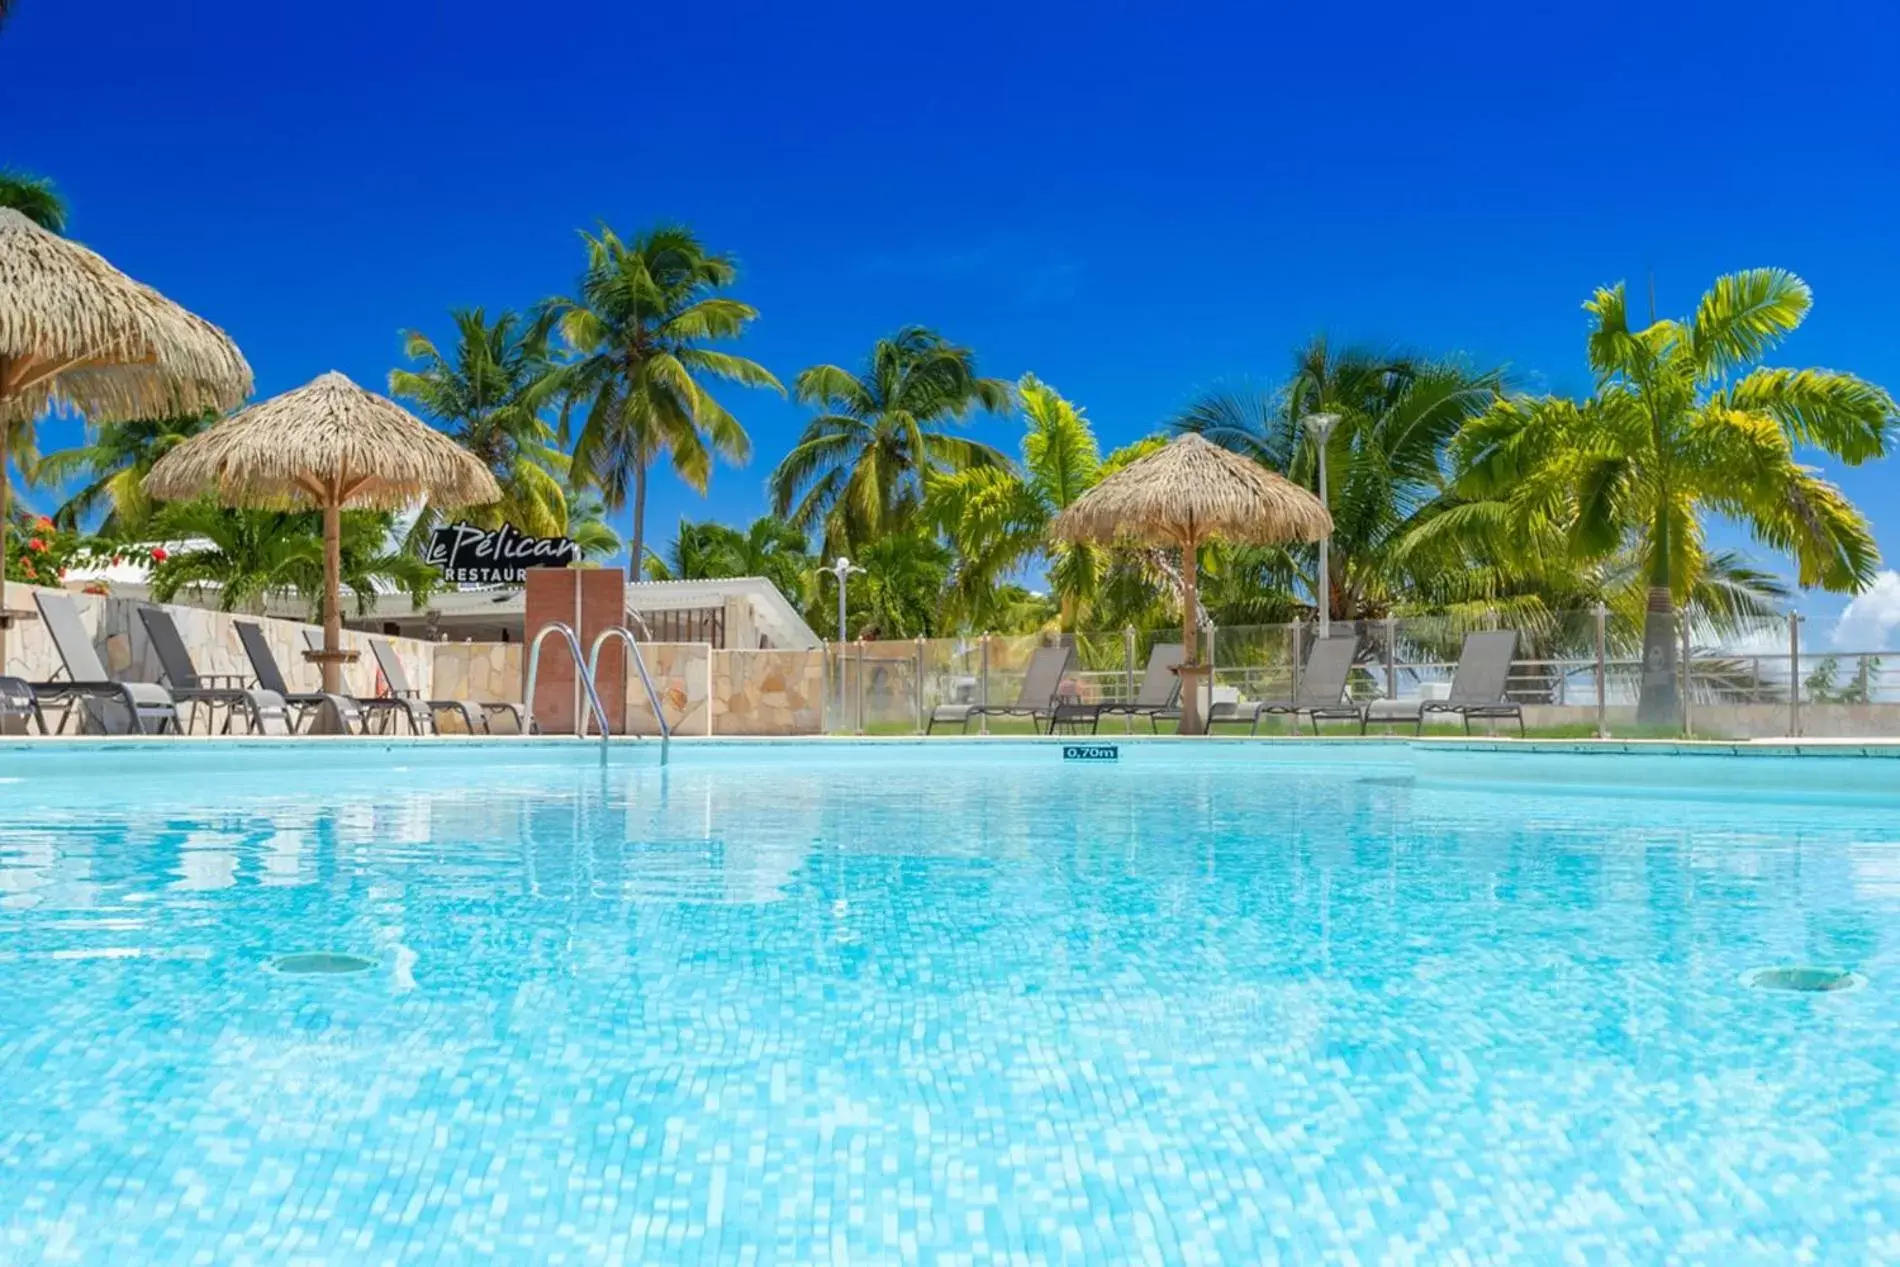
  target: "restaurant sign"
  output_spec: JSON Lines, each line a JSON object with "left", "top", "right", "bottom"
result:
{"left": 425, "top": 522, "right": 580, "bottom": 585}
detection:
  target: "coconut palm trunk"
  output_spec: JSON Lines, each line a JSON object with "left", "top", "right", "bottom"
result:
{"left": 628, "top": 458, "right": 648, "bottom": 580}
{"left": 1633, "top": 501, "right": 1679, "bottom": 725}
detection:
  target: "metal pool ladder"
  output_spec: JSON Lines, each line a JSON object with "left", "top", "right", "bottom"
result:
{"left": 522, "top": 621, "right": 614, "bottom": 759}
{"left": 589, "top": 624, "right": 670, "bottom": 763}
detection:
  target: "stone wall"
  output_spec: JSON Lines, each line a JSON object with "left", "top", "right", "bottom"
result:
{"left": 622, "top": 642, "right": 711, "bottom": 736}
{"left": 433, "top": 641, "right": 524, "bottom": 708}
{"left": 714, "top": 648, "right": 824, "bottom": 735}
{"left": 600, "top": 643, "right": 823, "bottom": 736}
{"left": 2, "top": 585, "right": 437, "bottom": 732}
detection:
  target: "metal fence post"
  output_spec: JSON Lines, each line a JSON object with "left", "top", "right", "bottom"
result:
{"left": 1289, "top": 620, "right": 1304, "bottom": 704}
{"left": 914, "top": 636, "right": 926, "bottom": 734}
{"left": 1593, "top": 603, "right": 1608, "bottom": 739}
{"left": 855, "top": 637, "right": 866, "bottom": 735}
{"left": 1788, "top": 611, "right": 1801, "bottom": 738}
{"left": 1679, "top": 602, "right": 1693, "bottom": 738}
{"left": 821, "top": 639, "right": 832, "bottom": 734}
{"left": 979, "top": 632, "right": 991, "bottom": 736}
{"left": 1383, "top": 615, "right": 1398, "bottom": 700}
{"left": 1205, "top": 622, "right": 1217, "bottom": 723}
{"left": 1123, "top": 625, "right": 1137, "bottom": 734}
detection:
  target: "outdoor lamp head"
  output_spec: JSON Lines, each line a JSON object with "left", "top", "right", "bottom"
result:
{"left": 1303, "top": 411, "right": 1341, "bottom": 443}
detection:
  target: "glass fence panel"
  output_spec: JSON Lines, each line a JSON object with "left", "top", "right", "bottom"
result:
{"left": 814, "top": 608, "right": 1857, "bottom": 739}
{"left": 856, "top": 640, "right": 922, "bottom": 734}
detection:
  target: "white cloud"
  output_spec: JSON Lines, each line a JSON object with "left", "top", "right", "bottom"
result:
{"left": 1832, "top": 571, "right": 1900, "bottom": 650}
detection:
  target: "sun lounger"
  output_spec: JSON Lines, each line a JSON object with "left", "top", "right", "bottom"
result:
{"left": 0, "top": 676, "right": 46, "bottom": 734}
{"left": 137, "top": 606, "right": 292, "bottom": 734}
{"left": 29, "top": 591, "right": 179, "bottom": 735}
{"left": 235, "top": 620, "right": 363, "bottom": 733}
{"left": 1208, "top": 635, "right": 1361, "bottom": 735}
{"left": 369, "top": 638, "right": 522, "bottom": 735}
{"left": 927, "top": 644, "right": 1075, "bottom": 734}
{"left": 1062, "top": 642, "right": 1183, "bottom": 734}
{"left": 1360, "top": 629, "right": 1525, "bottom": 735}
{"left": 300, "top": 627, "right": 433, "bottom": 733}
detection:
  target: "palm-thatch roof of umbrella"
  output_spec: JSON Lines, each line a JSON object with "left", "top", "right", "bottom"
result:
{"left": 144, "top": 371, "right": 500, "bottom": 692}
{"left": 1051, "top": 431, "right": 1332, "bottom": 733}
{"left": 0, "top": 206, "right": 251, "bottom": 662}
{"left": 1050, "top": 431, "right": 1332, "bottom": 549}
{"left": 0, "top": 207, "right": 251, "bottom": 424}
{"left": 144, "top": 370, "right": 499, "bottom": 510}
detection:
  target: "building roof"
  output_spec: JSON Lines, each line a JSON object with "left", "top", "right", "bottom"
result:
{"left": 623, "top": 576, "right": 819, "bottom": 648}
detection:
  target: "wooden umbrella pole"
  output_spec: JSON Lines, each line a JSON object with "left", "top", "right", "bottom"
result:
{"left": 1180, "top": 532, "right": 1202, "bottom": 735}
{"left": 322, "top": 498, "right": 342, "bottom": 694}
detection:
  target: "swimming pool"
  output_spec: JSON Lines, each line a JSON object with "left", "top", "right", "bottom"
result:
{"left": 3, "top": 739, "right": 1898, "bottom": 1261}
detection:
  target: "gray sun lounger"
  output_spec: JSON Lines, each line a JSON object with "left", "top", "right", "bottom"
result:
{"left": 0, "top": 676, "right": 46, "bottom": 734}
{"left": 928, "top": 643, "right": 1075, "bottom": 734}
{"left": 137, "top": 606, "right": 292, "bottom": 735}
{"left": 235, "top": 620, "right": 363, "bottom": 733}
{"left": 30, "top": 591, "right": 179, "bottom": 735}
{"left": 369, "top": 638, "right": 522, "bottom": 735}
{"left": 1063, "top": 642, "right": 1183, "bottom": 734}
{"left": 301, "top": 627, "right": 432, "bottom": 734}
{"left": 1208, "top": 635, "right": 1361, "bottom": 735}
{"left": 1360, "top": 629, "right": 1525, "bottom": 735}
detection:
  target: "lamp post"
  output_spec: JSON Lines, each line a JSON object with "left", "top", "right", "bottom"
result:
{"left": 820, "top": 556, "right": 866, "bottom": 724}
{"left": 1303, "top": 411, "right": 1341, "bottom": 638}
{"left": 821, "top": 555, "right": 866, "bottom": 640}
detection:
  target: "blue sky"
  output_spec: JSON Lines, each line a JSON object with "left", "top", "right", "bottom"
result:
{"left": 5, "top": 0, "right": 1898, "bottom": 639}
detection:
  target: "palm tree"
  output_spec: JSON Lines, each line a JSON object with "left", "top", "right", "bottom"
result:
{"left": 562, "top": 489, "right": 622, "bottom": 561}
{"left": 146, "top": 502, "right": 441, "bottom": 617}
{"left": 1448, "top": 270, "right": 1895, "bottom": 722}
{"left": 1176, "top": 338, "right": 1507, "bottom": 623}
{"left": 545, "top": 225, "right": 781, "bottom": 577}
{"left": 0, "top": 169, "right": 64, "bottom": 232}
{"left": 389, "top": 307, "right": 569, "bottom": 541}
{"left": 29, "top": 410, "right": 215, "bottom": 534}
{"left": 645, "top": 513, "right": 812, "bottom": 606}
{"left": 771, "top": 327, "right": 1011, "bottom": 553}
{"left": 843, "top": 528, "right": 954, "bottom": 639}
{"left": 927, "top": 375, "right": 1104, "bottom": 630}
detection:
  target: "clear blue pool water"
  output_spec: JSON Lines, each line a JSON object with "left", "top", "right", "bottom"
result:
{"left": 3, "top": 740, "right": 1900, "bottom": 1262}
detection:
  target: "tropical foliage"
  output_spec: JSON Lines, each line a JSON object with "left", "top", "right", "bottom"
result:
{"left": 927, "top": 375, "right": 1102, "bottom": 630}
{"left": 3, "top": 509, "right": 89, "bottom": 587}
{"left": 0, "top": 168, "right": 63, "bottom": 232}
{"left": 645, "top": 514, "right": 811, "bottom": 607}
{"left": 1177, "top": 339, "right": 1508, "bottom": 622}
{"left": 836, "top": 528, "right": 955, "bottom": 639}
{"left": 1439, "top": 270, "right": 1895, "bottom": 719}
{"left": 390, "top": 307, "right": 569, "bottom": 540}
{"left": 14, "top": 169, "right": 1889, "bottom": 708}
{"left": 145, "top": 502, "right": 440, "bottom": 617}
{"left": 772, "top": 327, "right": 1010, "bottom": 553}
{"left": 545, "top": 225, "right": 780, "bottom": 575}
{"left": 30, "top": 410, "right": 216, "bottom": 534}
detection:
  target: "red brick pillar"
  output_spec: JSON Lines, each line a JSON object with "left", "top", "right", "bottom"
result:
{"left": 523, "top": 569, "right": 628, "bottom": 734}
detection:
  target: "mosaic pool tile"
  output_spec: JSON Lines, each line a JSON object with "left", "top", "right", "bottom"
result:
{"left": 0, "top": 744, "right": 1897, "bottom": 1261}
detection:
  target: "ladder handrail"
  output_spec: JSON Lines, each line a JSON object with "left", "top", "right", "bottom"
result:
{"left": 589, "top": 625, "right": 671, "bottom": 757}
{"left": 522, "top": 621, "right": 612, "bottom": 756}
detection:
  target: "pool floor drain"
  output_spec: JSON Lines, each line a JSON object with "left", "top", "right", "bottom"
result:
{"left": 268, "top": 952, "right": 377, "bottom": 976}
{"left": 1741, "top": 966, "right": 1864, "bottom": 994}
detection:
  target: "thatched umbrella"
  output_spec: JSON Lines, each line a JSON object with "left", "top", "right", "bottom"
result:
{"left": 0, "top": 207, "right": 251, "bottom": 662}
{"left": 1051, "top": 432, "right": 1332, "bottom": 734}
{"left": 144, "top": 371, "right": 500, "bottom": 692}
